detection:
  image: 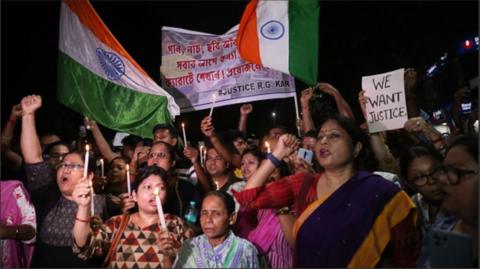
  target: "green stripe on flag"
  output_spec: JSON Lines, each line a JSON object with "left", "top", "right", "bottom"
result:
{"left": 289, "top": 0, "right": 319, "bottom": 86}
{"left": 57, "top": 51, "right": 171, "bottom": 139}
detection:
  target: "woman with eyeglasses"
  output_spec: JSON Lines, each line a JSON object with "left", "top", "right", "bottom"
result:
{"left": 399, "top": 145, "right": 457, "bottom": 267}
{"left": 400, "top": 146, "right": 457, "bottom": 235}
{"left": 438, "top": 135, "right": 478, "bottom": 266}
{"left": 20, "top": 95, "right": 109, "bottom": 267}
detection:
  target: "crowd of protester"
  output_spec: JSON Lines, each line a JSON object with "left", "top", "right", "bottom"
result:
{"left": 0, "top": 68, "right": 478, "bottom": 268}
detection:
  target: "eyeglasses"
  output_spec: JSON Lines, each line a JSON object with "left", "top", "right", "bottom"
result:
{"left": 147, "top": 152, "right": 168, "bottom": 160}
{"left": 410, "top": 164, "right": 447, "bottom": 187}
{"left": 56, "top": 162, "right": 84, "bottom": 171}
{"left": 443, "top": 165, "right": 478, "bottom": 185}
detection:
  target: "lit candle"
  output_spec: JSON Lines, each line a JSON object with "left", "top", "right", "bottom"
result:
{"left": 199, "top": 145, "right": 205, "bottom": 166}
{"left": 202, "top": 147, "right": 207, "bottom": 167}
{"left": 89, "top": 179, "right": 95, "bottom": 216}
{"left": 265, "top": 141, "right": 271, "bottom": 153}
{"left": 83, "top": 144, "right": 90, "bottom": 178}
{"left": 126, "top": 164, "right": 131, "bottom": 195}
{"left": 181, "top": 123, "right": 187, "bottom": 148}
{"left": 209, "top": 93, "right": 216, "bottom": 117}
{"left": 154, "top": 187, "right": 167, "bottom": 230}
{"left": 99, "top": 158, "right": 104, "bottom": 177}
{"left": 214, "top": 181, "right": 219, "bottom": 190}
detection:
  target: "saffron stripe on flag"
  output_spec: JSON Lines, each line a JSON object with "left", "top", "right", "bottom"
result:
{"left": 237, "top": 0, "right": 262, "bottom": 64}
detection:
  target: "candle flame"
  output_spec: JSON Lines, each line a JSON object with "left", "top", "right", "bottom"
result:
{"left": 126, "top": 164, "right": 130, "bottom": 171}
{"left": 182, "top": 122, "right": 185, "bottom": 128}
{"left": 212, "top": 93, "right": 216, "bottom": 100}
{"left": 85, "top": 144, "right": 90, "bottom": 151}
{"left": 88, "top": 179, "right": 92, "bottom": 188}
{"left": 99, "top": 158, "right": 103, "bottom": 164}
{"left": 154, "top": 187, "right": 159, "bottom": 196}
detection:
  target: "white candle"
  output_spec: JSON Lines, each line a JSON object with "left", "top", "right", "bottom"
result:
{"left": 202, "top": 147, "right": 207, "bottom": 167}
{"left": 293, "top": 94, "right": 300, "bottom": 121}
{"left": 126, "top": 164, "right": 131, "bottom": 195}
{"left": 209, "top": 94, "right": 216, "bottom": 117}
{"left": 198, "top": 145, "right": 204, "bottom": 166}
{"left": 99, "top": 158, "right": 104, "bottom": 177}
{"left": 154, "top": 187, "right": 167, "bottom": 230}
{"left": 83, "top": 144, "right": 90, "bottom": 178}
{"left": 181, "top": 123, "right": 187, "bottom": 148}
{"left": 89, "top": 179, "right": 95, "bottom": 216}
{"left": 265, "top": 141, "right": 271, "bottom": 153}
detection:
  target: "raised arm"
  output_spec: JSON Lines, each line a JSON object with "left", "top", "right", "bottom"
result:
{"left": 72, "top": 175, "right": 94, "bottom": 248}
{"left": 318, "top": 83, "right": 355, "bottom": 120}
{"left": 244, "top": 134, "right": 299, "bottom": 190}
{"left": 404, "top": 68, "right": 420, "bottom": 118}
{"left": 300, "top": 87, "right": 315, "bottom": 133}
{"left": 85, "top": 117, "right": 119, "bottom": 162}
{"left": 358, "top": 90, "right": 400, "bottom": 174}
{"left": 238, "top": 103, "right": 252, "bottom": 133}
{"left": 200, "top": 116, "right": 241, "bottom": 168}
{"left": 20, "top": 95, "right": 43, "bottom": 164}
{"left": 184, "top": 146, "right": 212, "bottom": 194}
{"left": 404, "top": 117, "right": 446, "bottom": 153}
{"left": 1, "top": 103, "right": 24, "bottom": 171}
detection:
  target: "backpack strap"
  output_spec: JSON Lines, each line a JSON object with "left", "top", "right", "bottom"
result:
{"left": 102, "top": 214, "right": 130, "bottom": 267}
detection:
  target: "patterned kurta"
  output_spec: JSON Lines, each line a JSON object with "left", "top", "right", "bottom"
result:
{"left": 175, "top": 231, "right": 259, "bottom": 268}
{"left": 73, "top": 213, "right": 194, "bottom": 268}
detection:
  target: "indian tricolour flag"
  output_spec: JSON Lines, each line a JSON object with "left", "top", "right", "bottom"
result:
{"left": 236, "top": 0, "right": 319, "bottom": 86}
{"left": 58, "top": 0, "right": 179, "bottom": 138}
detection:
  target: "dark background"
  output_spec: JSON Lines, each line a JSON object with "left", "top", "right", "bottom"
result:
{"left": 1, "top": 1, "right": 478, "bottom": 144}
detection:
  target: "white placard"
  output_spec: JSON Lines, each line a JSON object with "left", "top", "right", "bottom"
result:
{"left": 362, "top": 68, "right": 408, "bottom": 133}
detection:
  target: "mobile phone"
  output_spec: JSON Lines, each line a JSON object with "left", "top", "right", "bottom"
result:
{"left": 297, "top": 148, "right": 313, "bottom": 164}
{"left": 428, "top": 229, "right": 472, "bottom": 267}
{"left": 460, "top": 101, "right": 472, "bottom": 115}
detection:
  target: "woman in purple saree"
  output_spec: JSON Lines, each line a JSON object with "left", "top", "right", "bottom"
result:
{"left": 234, "top": 114, "right": 420, "bottom": 268}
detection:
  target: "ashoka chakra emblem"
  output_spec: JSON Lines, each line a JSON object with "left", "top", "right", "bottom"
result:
{"left": 260, "top": 21, "right": 285, "bottom": 40}
{"left": 96, "top": 48, "right": 125, "bottom": 80}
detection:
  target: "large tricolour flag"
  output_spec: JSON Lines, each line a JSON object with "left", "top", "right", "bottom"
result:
{"left": 236, "top": 0, "right": 319, "bottom": 86}
{"left": 58, "top": 0, "right": 179, "bottom": 138}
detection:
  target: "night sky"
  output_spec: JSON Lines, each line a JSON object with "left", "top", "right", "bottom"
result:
{"left": 1, "top": 1, "right": 478, "bottom": 143}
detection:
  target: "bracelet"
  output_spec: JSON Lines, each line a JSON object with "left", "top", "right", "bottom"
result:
{"left": 276, "top": 206, "right": 290, "bottom": 215}
{"left": 266, "top": 153, "right": 282, "bottom": 168}
{"left": 74, "top": 215, "right": 90, "bottom": 223}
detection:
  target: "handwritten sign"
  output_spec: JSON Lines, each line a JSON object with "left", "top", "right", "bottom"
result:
{"left": 160, "top": 25, "right": 296, "bottom": 112}
{"left": 361, "top": 68, "right": 408, "bottom": 133}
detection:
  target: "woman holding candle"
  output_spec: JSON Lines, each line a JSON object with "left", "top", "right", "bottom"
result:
{"left": 72, "top": 166, "right": 194, "bottom": 268}
{"left": 175, "top": 190, "right": 259, "bottom": 268}
{"left": 20, "top": 95, "right": 109, "bottom": 267}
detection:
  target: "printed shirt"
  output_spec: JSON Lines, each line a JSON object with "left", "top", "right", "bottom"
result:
{"left": 175, "top": 231, "right": 259, "bottom": 268}
{"left": 73, "top": 213, "right": 194, "bottom": 269}
{"left": 24, "top": 161, "right": 108, "bottom": 247}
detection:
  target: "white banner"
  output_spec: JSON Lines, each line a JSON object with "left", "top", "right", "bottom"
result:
{"left": 160, "top": 25, "right": 296, "bottom": 112}
{"left": 361, "top": 68, "right": 408, "bottom": 133}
